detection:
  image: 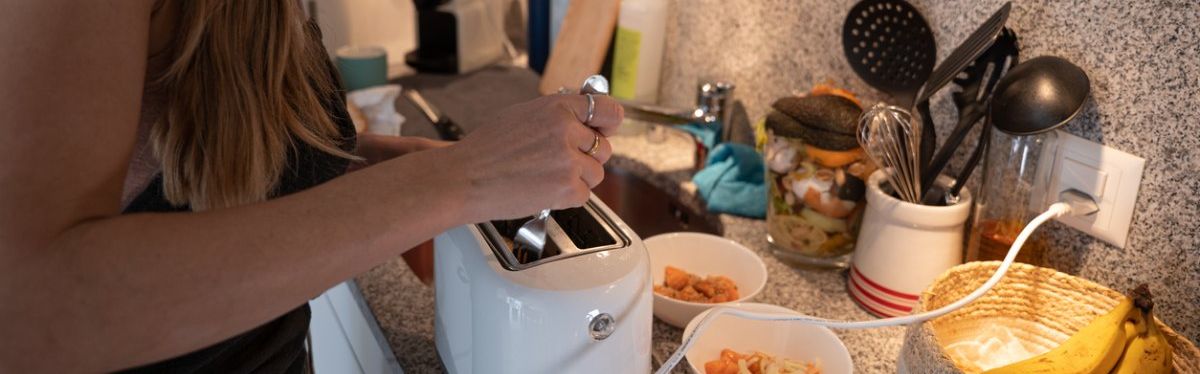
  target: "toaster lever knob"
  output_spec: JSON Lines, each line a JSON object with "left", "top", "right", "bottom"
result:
{"left": 588, "top": 313, "right": 616, "bottom": 341}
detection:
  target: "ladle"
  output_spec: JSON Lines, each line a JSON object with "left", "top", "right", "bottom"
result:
{"left": 942, "top": 56, "right": 1090, "bottom": 203}
{"left": 989, "top": 56, "right": 1091, "bottom": 135}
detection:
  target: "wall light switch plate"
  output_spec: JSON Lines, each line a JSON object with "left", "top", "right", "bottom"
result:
{"left": 1049, "top": 131, "right": 1145, "bottom": 248}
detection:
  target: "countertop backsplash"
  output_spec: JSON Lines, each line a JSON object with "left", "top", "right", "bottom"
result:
{"left": 657, "top": 0, "right": 1199, "bottom": 342}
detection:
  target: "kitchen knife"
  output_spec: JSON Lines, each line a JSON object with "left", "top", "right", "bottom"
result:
{"left": 404, "top": 89, "right": 466, "bottom": 141}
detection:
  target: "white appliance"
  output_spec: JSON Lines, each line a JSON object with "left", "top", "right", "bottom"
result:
{"left": 433, "top": 196, "right": 653, "bottom": 373}
{"left": 405, "top": 0, "right": 509, "bottom": 74}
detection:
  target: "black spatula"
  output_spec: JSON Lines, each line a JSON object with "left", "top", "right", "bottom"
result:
{"left": 920, "top": 28, "right": 1020, "bottom": 204}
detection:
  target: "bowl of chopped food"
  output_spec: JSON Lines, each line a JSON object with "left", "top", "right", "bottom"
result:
{"left": 683, "top": 303, "right": 852, "bottom": 374}
{"left": 645, "top": 232, "right": 768, "bottom": 327}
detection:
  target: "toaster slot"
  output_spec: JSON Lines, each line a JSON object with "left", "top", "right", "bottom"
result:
{"left": 479, "top": 201, "right": 629, "bottom": 271}
{"left": 488, "top": 218, "right": 564, "bottom": 263}
{"left": 550, "top": 207, "right": 617, "bottom": 249}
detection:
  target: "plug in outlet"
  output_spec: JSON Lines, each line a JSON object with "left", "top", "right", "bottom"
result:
{"left": 1048, "top": 131, "right": 1145, "bottom": 248}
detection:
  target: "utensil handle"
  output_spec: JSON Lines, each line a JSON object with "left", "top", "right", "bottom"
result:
{"left": 920, "top": 106, "right": 986, "bottom": 197}
{"left": 434, "top": 119, "right": 466, "bottom": 141}
{"left": 917, "top": 101, "right": 936, "bottom": 197}
{"left": 947, "top": 120, "right": 991, "bottom": 199}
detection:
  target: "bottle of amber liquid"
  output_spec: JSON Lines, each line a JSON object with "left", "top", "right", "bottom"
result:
{"left": 966, "top": 130, "right": 1059, "bottom": 265}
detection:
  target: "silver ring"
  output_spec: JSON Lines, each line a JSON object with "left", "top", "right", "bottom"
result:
{"left": 584, "top": 93, "right": 596, "bottom": 125}
{"left": 584, "top": 131, "right": 601, "bottom": 156}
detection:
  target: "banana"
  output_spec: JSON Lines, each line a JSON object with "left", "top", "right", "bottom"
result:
{"left": 1121, "top": 317, "right": 1141, "bottom": 349}
{"left": 1112, "top": 301, "right": 1173, "bottom": 374}
{"left": 985, "top": 297, "right": 1133, "bottom": 374}
{"left": 1138, "top": 318, "right": 1173, "bottom": 373}
{"left": 1111, "top": 308, "right": 1148, "bottom": 374}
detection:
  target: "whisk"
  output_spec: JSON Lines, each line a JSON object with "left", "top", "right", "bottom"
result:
{"left": 858, "top": 104, "right": 923, "bottom": 203}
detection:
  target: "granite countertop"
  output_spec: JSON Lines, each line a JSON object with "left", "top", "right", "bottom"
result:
{"left": 355, "top": 130, "right": 906, "bottom": 374}
{"left": 354, "top": 66, "right": 904, "bottom": 373}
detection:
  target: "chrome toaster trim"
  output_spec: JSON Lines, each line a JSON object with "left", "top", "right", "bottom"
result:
{"left": 478, "top": 201, "right": 631, "bottom": 271}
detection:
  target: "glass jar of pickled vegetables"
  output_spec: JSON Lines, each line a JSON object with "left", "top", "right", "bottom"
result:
{"left": 761, "top": 94, "right": 874, "bottom": 269}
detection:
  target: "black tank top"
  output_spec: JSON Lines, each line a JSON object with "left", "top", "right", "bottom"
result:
{"left": 118, "top": 23, "right": 357, "bottom": 374}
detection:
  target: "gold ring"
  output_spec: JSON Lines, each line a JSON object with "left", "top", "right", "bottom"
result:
{"left": 585, "top": 131, "right": 601, "bottom": 156}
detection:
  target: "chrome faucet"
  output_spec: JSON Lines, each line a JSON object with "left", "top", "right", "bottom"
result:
{"left": 619, "top": 82, "right": 734, "bottom": 135}
{"left": 617, "top": 81, "right": 736, "bottom": 169}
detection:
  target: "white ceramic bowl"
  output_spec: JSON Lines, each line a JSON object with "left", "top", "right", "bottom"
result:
{"left": 682, "top": 303, "right": 853, "bottom": 374}
{"left": 644, "top": 232, "right": 768, "bottom": 328}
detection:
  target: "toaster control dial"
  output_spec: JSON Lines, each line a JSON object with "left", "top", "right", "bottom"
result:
{"left": 588, "top": 313, "right": 616, "bottom": 340}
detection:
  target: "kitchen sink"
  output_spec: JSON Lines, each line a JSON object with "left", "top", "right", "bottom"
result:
{"left": 592, "top": 165, "right": 721, "bottom": 238}
{"left": 401, "top": 164, "right": 719, "bottom": 285}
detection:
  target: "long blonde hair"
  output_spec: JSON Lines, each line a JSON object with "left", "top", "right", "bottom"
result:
{"left": 151, "top": 0, "right": 356, "bottom": 211}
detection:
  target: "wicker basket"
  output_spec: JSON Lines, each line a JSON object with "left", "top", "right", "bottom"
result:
{"left": 900, "top": 261, "right": 1200, "bottom": 373}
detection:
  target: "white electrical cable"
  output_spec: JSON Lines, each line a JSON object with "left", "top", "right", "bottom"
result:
{"left": 654, "top": 202, "right": 1075, "bottom": 374}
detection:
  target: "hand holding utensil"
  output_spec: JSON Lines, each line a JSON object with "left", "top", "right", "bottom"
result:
{"left": 514, "top": 75, "right": 612, "bottom": 254}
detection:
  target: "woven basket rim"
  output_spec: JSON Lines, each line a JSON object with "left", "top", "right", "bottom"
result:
{"left": 905, "top": 261, "right": 1200, "bottom": 373}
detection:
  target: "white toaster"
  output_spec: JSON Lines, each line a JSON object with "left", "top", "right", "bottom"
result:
{"left": 433, "top": 196, "right": 653, "bottom": 373}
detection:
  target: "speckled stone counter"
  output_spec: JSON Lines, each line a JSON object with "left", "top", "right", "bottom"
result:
{"left": 657, "top": 0, "right": 1199, "bottom": 341}
{"left": 356, "top": 129, "right": 906, "bottom": 373}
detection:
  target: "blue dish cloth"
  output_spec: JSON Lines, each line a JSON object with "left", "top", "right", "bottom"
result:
{"left": 677, "top": 121, "right": 722, "bottom": 150}
{"left": 692, "top": 143, "right": 767, "bottom": 218}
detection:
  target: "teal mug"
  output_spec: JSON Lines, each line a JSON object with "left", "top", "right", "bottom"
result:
{"left": 335, "top": 45, "right": 388, "bottom": 91}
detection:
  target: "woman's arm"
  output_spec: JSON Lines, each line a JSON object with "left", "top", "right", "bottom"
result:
{"left": 0, "top": 1, "right": 621, "bottom": 371}
{"left": 351, "top": 133, "right": 453, "bottom": 169}
{"left": 17, "top": 149, "right": 471, "bottom": 372}
{"left": 0, "top": 3, "right": 469, "bottom": 367}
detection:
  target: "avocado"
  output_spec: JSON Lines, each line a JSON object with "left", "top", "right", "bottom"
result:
{"left": 771, "top": 95, "right": 862, "bottom": 136}
{"left": 765, "top": 111, "right": 859, "bottom": 151}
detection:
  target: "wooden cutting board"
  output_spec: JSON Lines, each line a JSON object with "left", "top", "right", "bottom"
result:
{"left": 537, "top": 0, "right": 621, "bottom": 95}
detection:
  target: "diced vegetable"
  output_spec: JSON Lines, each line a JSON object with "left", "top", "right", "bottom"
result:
{"left": 800, "top": 208, "right": 848, "bottom": 233}
{"left": 703, "top": 348, "right": 821, "bottom": 374}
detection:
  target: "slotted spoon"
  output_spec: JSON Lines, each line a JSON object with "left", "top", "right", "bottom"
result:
{"left": 842, "top": 0, "right": 936, "bottom": 106}
{"left": 842, "top": 0, "right": 937, "bottom": 185}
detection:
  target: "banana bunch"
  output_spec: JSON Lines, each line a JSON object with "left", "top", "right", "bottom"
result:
{"left": 1112, "top": 285, "right": 1174, "bottom": 374}
{"left": 985, "top": 285, "right": 1173, "bottom": 374}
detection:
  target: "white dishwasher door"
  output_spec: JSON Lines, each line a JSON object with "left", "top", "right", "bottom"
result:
{"left": 309, "top": 281, "right": 402, "bottom": 374}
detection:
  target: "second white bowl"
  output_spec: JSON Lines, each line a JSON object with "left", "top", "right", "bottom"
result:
{"left": 644, "top": 232, "right": 768, "bottom": 327}
{"left": 682, "top": 303, "right": 853, "bottom": 374}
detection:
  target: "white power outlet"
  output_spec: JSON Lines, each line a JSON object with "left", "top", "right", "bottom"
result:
{"left": 1048, "top": 131, "right": 1146, "bottom": 248}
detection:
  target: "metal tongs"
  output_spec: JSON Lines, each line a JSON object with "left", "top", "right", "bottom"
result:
{"left": 514, "top": 75, "right": 610, "bottom": 254}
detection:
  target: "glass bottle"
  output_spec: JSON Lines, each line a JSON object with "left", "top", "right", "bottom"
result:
{"left": 967, "top": 130, "right": 1059, "bottom": 265}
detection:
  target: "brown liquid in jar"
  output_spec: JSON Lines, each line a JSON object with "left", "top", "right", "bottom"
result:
{"left": 975, "top": 219, "right": 1047, "bottom": 265}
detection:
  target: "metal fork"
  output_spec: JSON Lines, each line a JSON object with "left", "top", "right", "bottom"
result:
{"left": 513, "top": 75, "right": 610, "bottom": 256}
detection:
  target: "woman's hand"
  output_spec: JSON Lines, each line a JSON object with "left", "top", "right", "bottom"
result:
{"left": 350, "top": 134, "right": 452, "bottom": 172}
{"left": 447, "top": 93, "right": 623, "bottom": 222}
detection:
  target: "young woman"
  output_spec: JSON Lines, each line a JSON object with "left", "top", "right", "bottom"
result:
{"left": 0, "top": 1, "right": 622, "bottom": 372}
